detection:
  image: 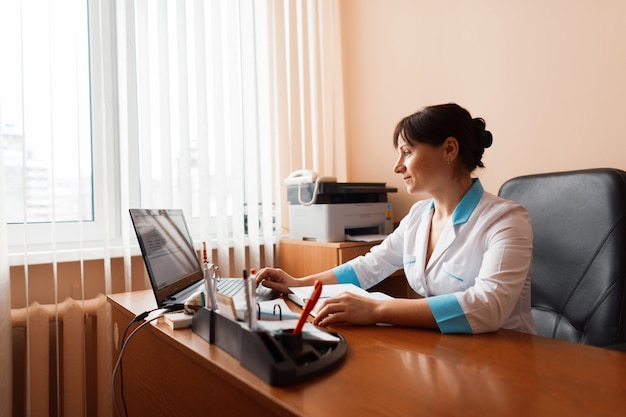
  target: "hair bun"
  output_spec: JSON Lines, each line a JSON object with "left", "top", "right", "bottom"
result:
{"left": 481, "top": 131, "right": 493, "bottom": 149}
{"left": 472, "top": 117, "right": 492, "bottom": 149}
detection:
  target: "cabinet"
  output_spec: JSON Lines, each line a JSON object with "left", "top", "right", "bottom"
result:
{"left": 279, "top": 239, "right": 416, "bottom": 298}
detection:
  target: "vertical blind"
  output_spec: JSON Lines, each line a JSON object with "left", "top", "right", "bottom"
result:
{"left": 0, "top": 0, "right": 345, "bottom": 414}
{"left": 114, "top": 0, "right": 346, "bottom": 278}
{"left": 120, "top": 0, "right": 278, "bottom": 277}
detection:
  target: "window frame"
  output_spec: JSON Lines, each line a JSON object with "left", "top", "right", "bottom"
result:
{"left": 6, "top": 0, "right": 123, "bottom": 265}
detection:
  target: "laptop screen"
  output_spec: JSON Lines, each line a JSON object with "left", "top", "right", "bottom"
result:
{"left": 129, "top": 209, "right": 203, "bottom": 307}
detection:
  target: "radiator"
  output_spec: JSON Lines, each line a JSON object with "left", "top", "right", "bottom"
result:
{"left": 10, "top": 294, "right": 111, "bottom": 417}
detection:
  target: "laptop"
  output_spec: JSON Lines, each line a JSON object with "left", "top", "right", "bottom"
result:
{"left": 129, "top": 208, "right": 276, "bottom": 311}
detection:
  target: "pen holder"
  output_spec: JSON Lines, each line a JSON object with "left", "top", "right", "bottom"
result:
{"left": 192, "top": 307, "right": 347, "bottom": 386}
{"left": 276, "top": 329, "right": 303, "bottom": 353}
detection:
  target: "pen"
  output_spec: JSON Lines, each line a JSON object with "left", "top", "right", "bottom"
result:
{"left": 203, "top": 263, "right": 218, "bottom": 310}
{"left": 243, "top": 269, "right": 254, "bottom": 328}
{"left": 293, "top": 280, "right": 322, "bottom": 335}
{"left": 202, "top": 242, "right": 218, "bottom": 310}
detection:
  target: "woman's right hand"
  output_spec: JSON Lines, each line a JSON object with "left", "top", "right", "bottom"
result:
{"left": 254, "top": 267, "right": 301, "bottom": 294}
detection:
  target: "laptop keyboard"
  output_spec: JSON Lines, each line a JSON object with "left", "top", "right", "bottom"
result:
{"left": 217, "top": 279, "right": 245, "bottom": 296}
{"left": 215, "top": 278, "right": 280, "bottom": 301}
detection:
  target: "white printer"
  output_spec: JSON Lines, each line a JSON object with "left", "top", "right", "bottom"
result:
{"left": 287, "top": 181, "right": 397, "bottom": 242}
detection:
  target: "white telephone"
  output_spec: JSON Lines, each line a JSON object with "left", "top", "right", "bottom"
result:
{"left": 284, "top": 169, "right": 336, "bottom": 186}
{"left": 284, "top": 170, "right": 336, "bottom": 205}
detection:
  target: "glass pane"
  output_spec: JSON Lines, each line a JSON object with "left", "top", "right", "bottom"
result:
{"left": 1, "top": 0, "right": 93, "bottom": 224}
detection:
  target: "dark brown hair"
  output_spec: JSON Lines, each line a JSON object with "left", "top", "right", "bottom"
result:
{"left": 393, "top": 103, "right": 493, "bottom": 172}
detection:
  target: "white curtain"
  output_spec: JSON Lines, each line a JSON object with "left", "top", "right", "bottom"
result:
{"left": 112, "top": 0, "right": 275, "bottom": 278}
{"left": 114, "top": 0, "right": 346, "bottom": 277}
{"left": 0, "top": 0, "right": 345, "bottom": 414}
{"left": 0, "top": 111, "right": 11, "bottom": 417}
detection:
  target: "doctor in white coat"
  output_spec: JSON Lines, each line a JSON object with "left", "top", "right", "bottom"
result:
{"left": 257, "top": 103, "right": 535, "bottom": 334}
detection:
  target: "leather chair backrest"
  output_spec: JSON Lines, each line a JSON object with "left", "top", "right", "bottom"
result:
{"left": 498, "top": 168, "right": 626, "bottom": 346}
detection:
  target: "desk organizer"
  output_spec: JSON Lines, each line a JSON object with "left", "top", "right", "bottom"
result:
{"left": 191, "top": 307, "right": 347, "bottom": 386}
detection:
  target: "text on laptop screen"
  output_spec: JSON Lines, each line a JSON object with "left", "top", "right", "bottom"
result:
{"left": 131, "top": 210, "right": 201, "bottom": 290}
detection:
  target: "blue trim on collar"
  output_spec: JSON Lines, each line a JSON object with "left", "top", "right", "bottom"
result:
{"left": 425, "top": 178, "right": 483, "bottom": 224}
{"left": 452, "top": 178, "right": 483, "bottom": 225}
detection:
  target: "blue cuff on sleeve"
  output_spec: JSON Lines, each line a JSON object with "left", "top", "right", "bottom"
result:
{"left": 426, "top": 294, "right": 473, "bottom": 334}
{"left": 332, "top": 263, "right": 361, "bottom": 287}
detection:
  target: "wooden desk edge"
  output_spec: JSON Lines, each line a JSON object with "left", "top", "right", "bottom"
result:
{"left": 107, "top": 291, "right": 305, "bottom": 417}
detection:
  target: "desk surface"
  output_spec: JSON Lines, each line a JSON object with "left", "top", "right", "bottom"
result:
{"left": 108, "top": 290, "right": 626, "bottom": 417}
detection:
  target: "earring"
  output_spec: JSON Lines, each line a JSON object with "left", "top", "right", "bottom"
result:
{"left": 446, "top": 159, "right": 451, "bottom": 165}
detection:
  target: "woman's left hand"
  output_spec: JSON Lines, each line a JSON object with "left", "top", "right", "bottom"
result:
{"left": 313, "top": 292, "right": 381, "bottom": 327}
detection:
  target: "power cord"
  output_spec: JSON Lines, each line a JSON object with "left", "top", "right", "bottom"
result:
{"left": 119, "top": 313, "right": 150, "bottom": 417}
{"left": 112, "top": 308, "right": 163, "bottom": 417}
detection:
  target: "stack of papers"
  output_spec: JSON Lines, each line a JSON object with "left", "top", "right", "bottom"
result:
{"left": 288, "top": 283, "right": 392, "bottom": 317}
{"left": 216, "top": 292, "right": 301, "bottom": 322}
{"left": 345, "top": 234, "right": 388, "bottom": 242}
{"left": 254, "top": 298, "right": 301, "bottom": 321}
{"left": 257, "top": 320, "right": 341, "bottom": 343}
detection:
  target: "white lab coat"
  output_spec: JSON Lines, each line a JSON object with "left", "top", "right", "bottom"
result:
{"left": 334, "top": 179, "right": 535, "bottom": 334}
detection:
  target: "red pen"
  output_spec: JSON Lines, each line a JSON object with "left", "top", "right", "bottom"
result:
{"left": 293, "top": 280, "right": 323, "bottom": 335}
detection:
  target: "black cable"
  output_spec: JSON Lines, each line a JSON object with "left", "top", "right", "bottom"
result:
{"left": 112, "top": 309, "right": 161, "bottom": 417}
{"left": 118, "top": 320, "right": 135, "bottom": 417}
{"left": 118, "top": 323, "right": 132, "bottom": 417}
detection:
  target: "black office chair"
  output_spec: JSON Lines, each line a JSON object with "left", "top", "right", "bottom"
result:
{"left": 498, "top": 168, "right": 626, "bottom": 349}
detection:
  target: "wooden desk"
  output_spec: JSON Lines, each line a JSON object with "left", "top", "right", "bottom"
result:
{"left": 108, "top": 290, "right": 626, "bottom": 417}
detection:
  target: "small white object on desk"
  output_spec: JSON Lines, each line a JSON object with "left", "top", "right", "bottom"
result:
{"left": 164, "top": 312, "right": 193, "bottom": 329}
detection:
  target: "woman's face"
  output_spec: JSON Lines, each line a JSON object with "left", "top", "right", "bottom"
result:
{"left": 393, "top": 136, "right": 445, "bottom": 194}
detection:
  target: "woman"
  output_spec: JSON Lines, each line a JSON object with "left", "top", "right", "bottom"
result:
{"left": 256, "top": 103, "right": 535, "bottom": 334}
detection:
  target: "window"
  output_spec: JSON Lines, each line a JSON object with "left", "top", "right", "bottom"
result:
{"left": 1, "top": 0, "right": 93, "bottom": 223}
{"left": 1, "top": 0, "right": 99, "bottom": 255}
{"left": 1, "top": 0, "right": 345, "bottom": 273}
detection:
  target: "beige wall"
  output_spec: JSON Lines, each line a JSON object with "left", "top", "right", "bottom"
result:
{"left": 340, "top": 0, "right": 626, "bottom": 219}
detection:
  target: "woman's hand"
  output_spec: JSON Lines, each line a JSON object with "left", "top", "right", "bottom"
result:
{"left": 255, "top": 267, "right": 300, "bottom": 294}
{"left": 313, "top": 292, "right": 382, "bottom": 327}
